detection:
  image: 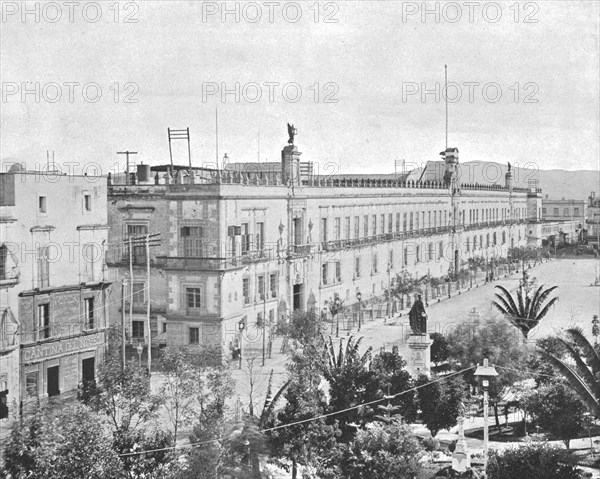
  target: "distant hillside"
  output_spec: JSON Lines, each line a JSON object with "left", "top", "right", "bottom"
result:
{"left": 526, "top": 168, "right": 599, "bottom": 200}
{"left": 407, "top": 161, "right": 598, "bottom": 201}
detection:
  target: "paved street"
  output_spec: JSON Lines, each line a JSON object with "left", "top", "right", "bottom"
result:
{"left": 229, "top": 257, "right": 600, "bottom": 397}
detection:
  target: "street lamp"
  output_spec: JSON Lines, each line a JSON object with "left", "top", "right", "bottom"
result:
{"left": 356, "top": 291, "right": 362, "bottom": 332}
{"left": 474, "top": 358, "right": 499, "bottom": 477}
{"left": 238, "top": 319, "right": 246, "bottom": 369}
{"left": 331, "top": 296, "right": 342, "bottom": 337}
{"left": 136, "top": 342, "right": 143, "bottom": 369}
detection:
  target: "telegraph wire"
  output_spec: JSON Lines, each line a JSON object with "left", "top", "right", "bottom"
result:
{"left": 117, "top": 365, "right": 476, "bottom": 457}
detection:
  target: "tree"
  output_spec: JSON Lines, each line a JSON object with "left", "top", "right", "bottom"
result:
{"left": 322, "top": 335, "right": 377, "bottom": 440}
{"left": 527, "top": 337, "right": 567, "bottom": 387}
{"left": 493, "top": 283, "right": 558, "bottom": 340}
{"left": 430, "top": 332, "right": 450, "bottom": 367}
{"left": 158, "top": 347, "right": 203, "bottom": 444}
{"left": 85, "top": 355, "right": 163, "bottom": 436}
{"left": 2, "top": 410, "right": 44, "bottom": 478}
{"left": 508, "top": 245, "right": 544, "bottom": 271}
{"left": 339, "top": 418, "right": 423, "bottom": 479}
{"left": 389, "top": 270, "right": 418, "bottom": 309}
{"left": 543, "top": 327, "right": 600, "bottom": 415}
{"left": 369, "top": 346, "right": 417, "bottom": 423}
{"left": 521, "top": 382, "right": 586, "bottom": 449}
{"left": 83, "top": 355, "right": 178, "bottom": 478}
{"left": 447, "top": 316, "right": 532, "bottom": 432}
{"left": 487, "top": 441, "right": 584, "bottom": 479}
{"left": 2, "top": 406, "right": 124, "bottom": 479}
{"left": 159, "top": 346, "right": 234, "bottom": 439}
{"left": 156, "top": 345, "right": 234, "bottom": 479}
{"left": 240, "top": 356, "right": 267, "bottom": 417}
{"left": 268, "top": 358, "right": 341, "bottom": 479}
{"left": 280, "top": 308, "right": 324, "bottom": 347}
{"left": 415, "top": 374, "right": 467, "bottom": 437}
{"left": 468, "top": 256, "right": 487, "bottom": 283}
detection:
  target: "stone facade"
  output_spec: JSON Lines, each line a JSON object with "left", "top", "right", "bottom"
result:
{"left": 586, "top": 191, "right": 600, "bottom": 240}
{"left": 0, "top": 167, "right": 109, "bottom": 418}
{"left": 541, "top": 197, "right": 586, "bottom": 226}
{"left": 106, "top": 142, "right": 536, "bottom": 363}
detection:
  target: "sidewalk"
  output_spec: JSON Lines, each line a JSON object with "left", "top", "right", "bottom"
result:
{"left": 149, "top": 261, "right": 547, "bottom": 445}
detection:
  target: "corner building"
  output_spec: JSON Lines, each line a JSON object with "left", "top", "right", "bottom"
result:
{"left": 0, "top": 166, "right": 110, "bottom": 417}
{"left": 107, "top": 139, "right": 535, "bottom": 362}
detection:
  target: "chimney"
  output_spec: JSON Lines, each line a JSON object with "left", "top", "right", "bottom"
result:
{"left": 136, "top": 163, "right": 151, "bottom": 184}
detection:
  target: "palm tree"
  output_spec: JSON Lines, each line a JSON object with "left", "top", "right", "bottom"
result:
{"left": 543, "top": 328, "right": 600, "bottom": 414}
{"left": 322, "top": 335, "right": 372, "bottom": 382}
{"left": 493, "top": 283, "right": 558, "bottom": 339}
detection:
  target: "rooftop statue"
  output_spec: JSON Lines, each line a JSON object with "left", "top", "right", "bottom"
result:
{"left": 287, "top": 123, "right": 296, "bottom": 145}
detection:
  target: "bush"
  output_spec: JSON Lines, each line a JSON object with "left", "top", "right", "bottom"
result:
{"left": 487, "top": 441, "right": 584, "bottom": 479}
{"left": 340, "top": 418, "right": 424, "bottom": 479}
{"left": 423, "top": 436, "right": 440, "bottom": 452}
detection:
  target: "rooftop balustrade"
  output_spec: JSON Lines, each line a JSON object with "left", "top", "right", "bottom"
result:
{"left": 108, "top": 170, "right": 530, "bottom": 194}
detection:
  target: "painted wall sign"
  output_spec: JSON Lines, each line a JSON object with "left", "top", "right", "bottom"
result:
{"left": 21, "top": 334, "right": 104, "bottom": 363}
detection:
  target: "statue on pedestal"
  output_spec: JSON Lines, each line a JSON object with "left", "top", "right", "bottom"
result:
{"left": 287, "top": 123, "right": 296, "bottom": 145}
{"left": 409, "top": 294, "right": 428, "bottom": 335}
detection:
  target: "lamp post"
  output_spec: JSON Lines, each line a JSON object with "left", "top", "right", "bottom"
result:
{"left": 331, "top": 296, "right": 342, "bottom": 337}
{"left": 386, "top": 262, "right": 392, "bottom": 322}
{"left": 474, "top": 358, "right": 499, "bottom": 477}
{"left": 136, "top": 342, "right": 143, "bottom": 369}
{"left": 356, "top": 291, "right": 362, "bottom": 332}
{"left": 238, "top": 320, "right": 245, "bottom": 369}
{"left": 262, "top": 288, "right": 267, "bottom": 367}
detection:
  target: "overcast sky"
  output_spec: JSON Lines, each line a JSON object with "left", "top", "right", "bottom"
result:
{"left": 1, "top": 1, "right": 598, "bottom": 175}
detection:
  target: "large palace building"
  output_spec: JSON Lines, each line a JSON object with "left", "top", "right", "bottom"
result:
{"left": 106, "top": 134, "right": 546, "bottom": 362}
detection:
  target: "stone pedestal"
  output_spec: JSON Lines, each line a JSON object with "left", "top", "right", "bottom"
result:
{"left": 452, "top": 417, "right": 471, "bottom": 472}
{"left": 407, "top": 334, "right": 432, "bottom": 378}
{"left": 281, "top": 145, "right": 301, "bottom": 185}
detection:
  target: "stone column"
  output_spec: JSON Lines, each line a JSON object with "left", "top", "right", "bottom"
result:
{"left": 407, "top": 334, "right": 432, "bottom": 378}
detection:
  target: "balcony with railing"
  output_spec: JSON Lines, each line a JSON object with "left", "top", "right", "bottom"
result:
{"left": 155, "top": 248, "right": 273, "bottom": 271}
{"left": 318, "top": 226, "right": 457, "bottom": 253}
{"left": 155, "top": 256, "right": 241, "bottom": 271}
{"left": 463, "top": 219, "right": 523, "bottom": 231}
{"left": 290, "top": 244, "right": 313, "bottom": 256}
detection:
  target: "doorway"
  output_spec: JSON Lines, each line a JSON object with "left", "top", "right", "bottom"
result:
{"left": 454, "top": 249, "right": 459, "bottom": 276}
{"left": 82, "top": 357, "right": 95, "bottom": 384}
{"left": 47, "top": 365, "right": 60, "bottom": 397}
{"left": 0, "top": 389, "right": 8, "bottom": 419}
{"left": 293, "top": 283, "right": 304, "bottom": 311}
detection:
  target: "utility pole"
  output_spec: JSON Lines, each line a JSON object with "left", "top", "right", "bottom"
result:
{"left": 445, "top": 64, "right": 448, "bottom": 150}
{"left": 124, "top": 233, "right": 161, "bottom": 377}
{"left": 146, "top": 234, "right": 151, "bottom": 374}
{"left": 117, "top": 151, "right": 138, "bottom": 186}
{"left": 262, "top": 289, "right": 267, "bottom": 367}
{"left": 215, "top": 108, "right": 219, "bottom": 165}
{"left": 121, "top": 280, "right": 126, "bottom": 370}
{"left": 129, "top": 237, "right": 134, "bottom": 350}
